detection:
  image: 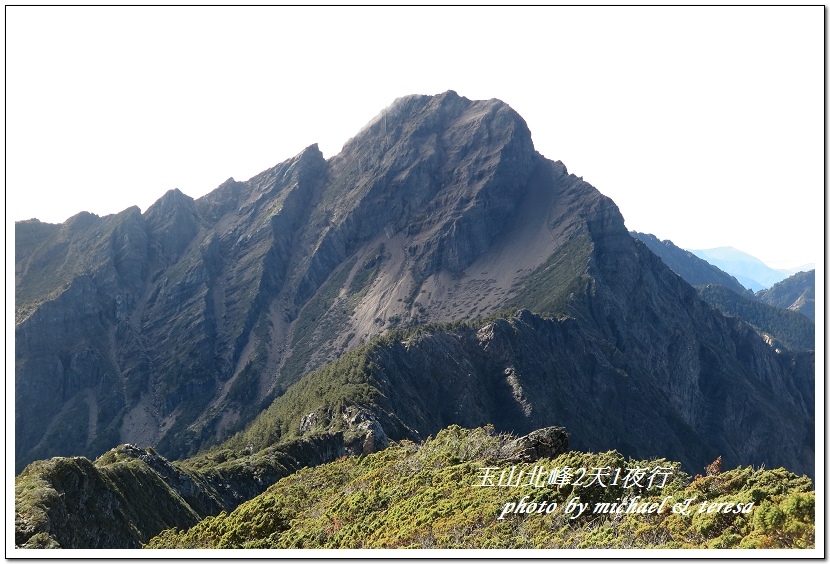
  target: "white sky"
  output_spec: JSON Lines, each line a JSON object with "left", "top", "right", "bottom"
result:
{"left": 6, "top": 6, "right": 824, "bottom": 269}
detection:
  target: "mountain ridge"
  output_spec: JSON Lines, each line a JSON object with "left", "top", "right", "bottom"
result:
{"left": 630, "top": 232, "right": 751, "bottom": 297}
{"left": 16, "top": 425, "right": 815, "bottom": 549}
{"left": 15, "top": 91, "right": 814, "bottom": 485}
{"left": 756, "top": 270, "right": 815, "bottom": 322}
{"left": 629, "top": 231, "right": 814, "bottom": 350}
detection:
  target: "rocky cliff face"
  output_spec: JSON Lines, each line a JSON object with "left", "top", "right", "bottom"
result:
{"left": 15, "top": 91, "right": 814, "bottom": 485}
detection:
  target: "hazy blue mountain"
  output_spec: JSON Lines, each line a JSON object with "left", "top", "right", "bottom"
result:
{"left": 779, "top": 263, "right": 816, "bottom": 276}
{"left": 690, "top": 247, "right": 788, "bottom": 291}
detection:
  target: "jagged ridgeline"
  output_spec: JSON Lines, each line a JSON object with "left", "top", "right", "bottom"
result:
{"left": 15, "top": 91, "right": 814, "bottom": 548}
{"left": 15, "top": 434, "right": 347, "bottom": 549}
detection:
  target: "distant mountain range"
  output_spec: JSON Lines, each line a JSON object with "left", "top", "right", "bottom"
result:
{"left": 15, "top": 92, "right": 815, "bottom": 549}
{"left": 779, "top": 263, "right": 817, "bottom": 277}
{"left": 689, "top": 247, "right": 796, "bottom": 291}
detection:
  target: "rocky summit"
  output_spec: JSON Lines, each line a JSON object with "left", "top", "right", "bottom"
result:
{"left": 16, "top": 91, "right": 813, "bottom": 491}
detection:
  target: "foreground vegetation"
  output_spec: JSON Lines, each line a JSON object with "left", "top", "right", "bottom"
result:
{"left": 147, "top": 426, "right": 814, "bottom": 549}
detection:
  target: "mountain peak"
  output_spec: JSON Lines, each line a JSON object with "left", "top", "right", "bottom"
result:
{"left": 342, "top": 91, "right": 529, "bottom": 159}
{"left": 144, "top": 188, "right": 194, "bottom": 215}
{"left": 15, "top": 92, "right": 813, "bottom": 493}
{"left": 298, "top": 142, "right": 321, "bottom": 157}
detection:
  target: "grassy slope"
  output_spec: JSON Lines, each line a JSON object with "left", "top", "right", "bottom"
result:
{"left": 15, "top": 434, "right": 348, "bottom": 549}
{"left": 15, "top": 450, "right": 202, "bottom": 549}
{"left": 147, "top": 426, "right": 814, "bottom": 549}
{"left": 506, "top": 233, "right": 592, "bottom": 318}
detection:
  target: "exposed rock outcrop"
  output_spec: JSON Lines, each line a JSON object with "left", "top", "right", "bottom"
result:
{"left": 505, "top": 426, "right": 570, "bottom": 463}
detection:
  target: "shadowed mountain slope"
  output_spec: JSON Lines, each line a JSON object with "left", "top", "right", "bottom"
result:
{"left": 697, "top": 284, "right": 814, "bottom": 352}
{"left": 223, "top": 251, "right": 814, "bottom": 478}
{"left": 756, "top": 270, "right": 815, "bottom": 322}
{"left": 628, "top": 232, "right": 814, "bottom": 350}
{"left": 630, "top": 231, "right": 751, "bottom": 296}
{"left": 14, "top": 91, "right": 579, "bottom": 469}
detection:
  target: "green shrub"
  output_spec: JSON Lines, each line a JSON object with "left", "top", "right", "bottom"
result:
{"left": 145, "top": 427, "right": 815, "bottom": 550}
